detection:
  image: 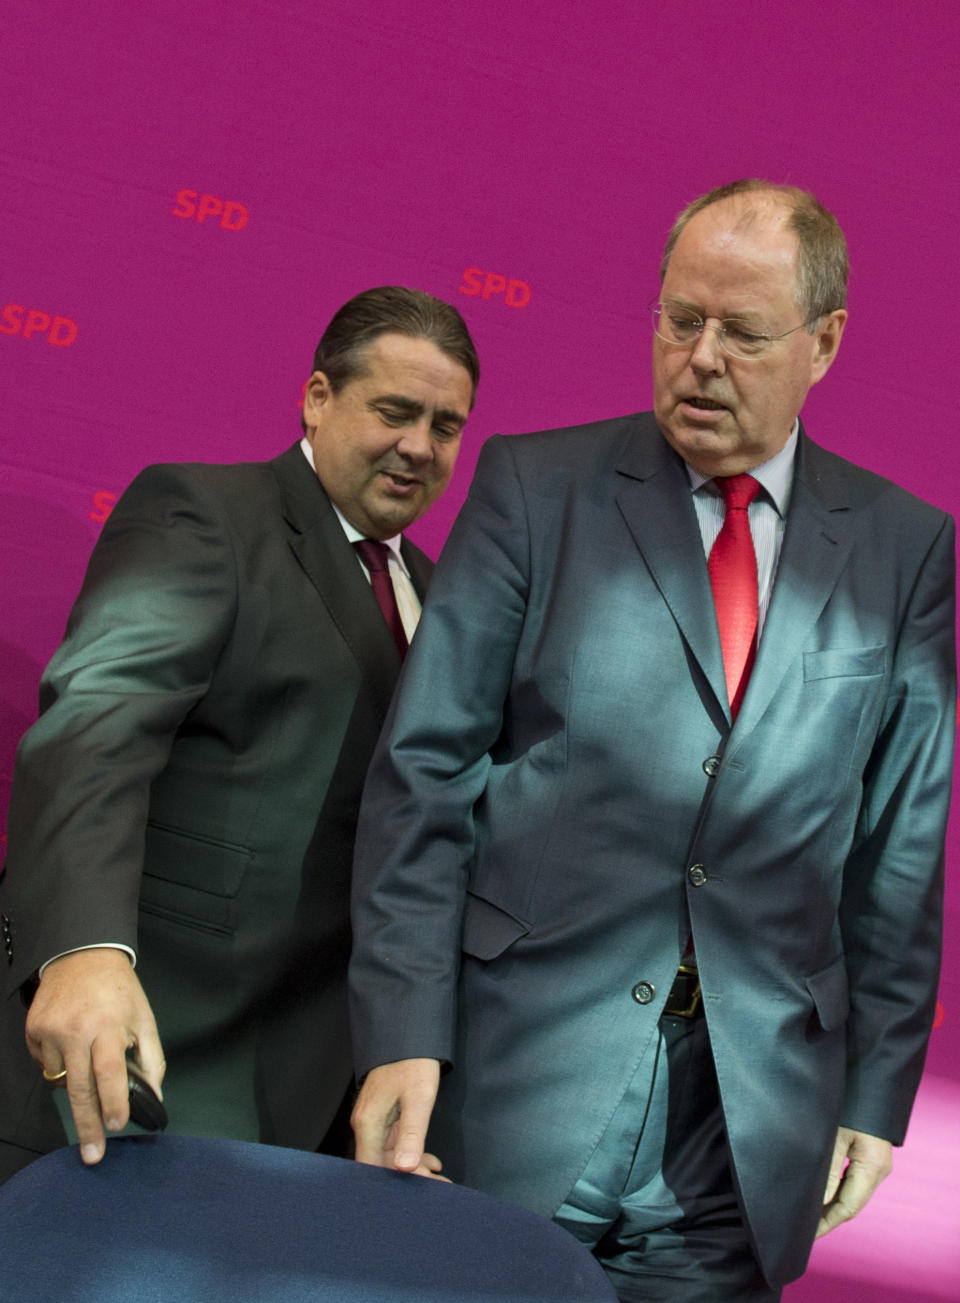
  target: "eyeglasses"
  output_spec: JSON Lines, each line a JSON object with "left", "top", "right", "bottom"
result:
{"left": 650, "top": 301, "right": 817, "bottom": 360}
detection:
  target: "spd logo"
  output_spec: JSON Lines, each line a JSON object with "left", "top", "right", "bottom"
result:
{"left": 0, "top": 305, "right": 78, "bottom": 347}
{"left": 172, "top": 190, "right": 249, "bottom": 231}
{"left": 89, "top": 490, "right": 117, "bottom": 524}
{"left": 459, "top": 268, "right": 531, "bottom": 308}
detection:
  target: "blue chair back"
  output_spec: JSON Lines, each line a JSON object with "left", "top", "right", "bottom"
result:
{"left": 0, "top": 1135, "right": 616, "bottom": 1301}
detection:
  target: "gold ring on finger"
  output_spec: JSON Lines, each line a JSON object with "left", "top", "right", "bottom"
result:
{"left": 42, "top": 1066, "right": 68, "bottom": 1083}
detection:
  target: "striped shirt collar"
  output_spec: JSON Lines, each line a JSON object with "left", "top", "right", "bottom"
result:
{"left": 684, "top": 421, "right": 798, "bottom": 517}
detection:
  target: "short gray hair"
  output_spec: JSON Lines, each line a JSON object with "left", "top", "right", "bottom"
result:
{"left": 660, "top": 180, "right": 849, "bottom": 326}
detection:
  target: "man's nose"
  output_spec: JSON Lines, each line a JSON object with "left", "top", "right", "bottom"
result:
{"left": 396, "top": 418, "right": 434, "bottom": 461}
{"left": 689, "top": 321, "right": 727, "bottom": 374}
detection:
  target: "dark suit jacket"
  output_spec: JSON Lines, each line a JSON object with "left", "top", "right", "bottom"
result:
{"left": 350, "top": 414, "right": 955, "bottom": 1288}
{"left": 1, "top": 442, "right": 431, "bottom": 1166}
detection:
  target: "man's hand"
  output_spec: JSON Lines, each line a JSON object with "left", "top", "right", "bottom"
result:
{"left": 25, "top": 948, "right": 166, "bottom": 1165}
{"left": 351, "top": 1057, "right": 445, "bottom": 1179}
{"left": 816, "top": 1126, "right": 893, "bottom": 1238}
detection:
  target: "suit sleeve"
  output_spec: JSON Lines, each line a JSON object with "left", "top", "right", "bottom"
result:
{"left": 350, "top": 435, "right": 530, "bottom": 1077}
{"left": 2, "top": 465, "right": 238, "bottom": 994}
{"left": 839, "top": 510, "right": 956, "bottom": 1142}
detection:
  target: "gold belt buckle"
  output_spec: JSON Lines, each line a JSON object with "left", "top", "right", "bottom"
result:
{"left": 665, "top": 964, "right": 702, "bottom": 1018}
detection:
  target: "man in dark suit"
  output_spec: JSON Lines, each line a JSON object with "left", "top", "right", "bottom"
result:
{"left": 0, "top": 286, "right": 479, "bottom": 1177}
{"left": 348, "top": 185, "right": 955, "bottom": 1300}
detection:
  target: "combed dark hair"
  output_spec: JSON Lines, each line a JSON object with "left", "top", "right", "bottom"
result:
{"left": 312, "top": 286, "right": 479, "bottom": 404}
{"left": 659, "top": 180, "right": 849, "bottom": 326}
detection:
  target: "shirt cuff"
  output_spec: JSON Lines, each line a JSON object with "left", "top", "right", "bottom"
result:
{"left": 39, "top": 943, "right": 137, "bottom": 978}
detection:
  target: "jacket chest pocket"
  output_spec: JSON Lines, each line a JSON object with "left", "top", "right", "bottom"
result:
{"left": 802, "top": 645, "right": 886, "bottom": 683}
{"left": 799, "top": 645, "right": 887, "bottom": 787}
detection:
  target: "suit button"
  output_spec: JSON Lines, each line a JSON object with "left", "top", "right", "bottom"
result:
{"left": 702, "top": 755, "right": 721, "bottom": 777}
{"left": 688, "top": 865, "right": 707, "bottom": 887}
{"left": 632, "top": 981, "right": 656, "bottom": 1004}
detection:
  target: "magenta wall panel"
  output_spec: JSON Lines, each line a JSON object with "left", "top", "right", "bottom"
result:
{"left": 2, "top": 3, "right": 957, "bottom": 1295}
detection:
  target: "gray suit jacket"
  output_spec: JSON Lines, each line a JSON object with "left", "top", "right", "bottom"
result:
{"left": 1, "top": 443, "right": 431, "bottom": 1164}
{"left": 350, "top": 413, "right": 955, "bottom": 1287}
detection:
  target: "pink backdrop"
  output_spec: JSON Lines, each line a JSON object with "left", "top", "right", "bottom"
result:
{"left": 2, "top": 3, "right": 957, "bottom": 1296}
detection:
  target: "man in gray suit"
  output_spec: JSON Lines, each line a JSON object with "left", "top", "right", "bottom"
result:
{"left": 0, "top": 286, "right": 478, "bottom": 1177}
{"left": 348, "top": 185, "right": 955, "bottom": 1300}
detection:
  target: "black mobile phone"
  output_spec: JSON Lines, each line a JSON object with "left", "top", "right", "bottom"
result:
{"left": 127, "top": 1060, "right": 168, "bottom": 1131}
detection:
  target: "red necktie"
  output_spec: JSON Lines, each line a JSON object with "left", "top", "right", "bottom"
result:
{"left": 708, "top": 475, "right": 761, "bottom": 719}
{"left": 353, "top": 539, "right": 408, "bottom": 659}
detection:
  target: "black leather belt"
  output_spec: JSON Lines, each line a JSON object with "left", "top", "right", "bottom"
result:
{"left": 663, "top": 964, "right": 702, "bottom": 1018}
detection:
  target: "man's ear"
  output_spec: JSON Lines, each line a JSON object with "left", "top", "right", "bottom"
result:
{"left": 302, "top": 370, "right": 333, "bottom": 436}
{"left": 810, "top": 309, "right": 847, "bottom": 385}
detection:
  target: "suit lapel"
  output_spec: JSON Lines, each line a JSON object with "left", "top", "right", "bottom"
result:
{"left": 731, "top": 430, "right": 856, "bottom": 739}
{"left": 271, "top": 445, "right": 401, "bottom": 716}
{"left": 615, "top": 418, "right": 729, "bottom": 717}
{"left": 613, "top": 421, "right": 857, "bottom": 737}
{"left": 400, "top": 538, "right": 433, "bottom": 603}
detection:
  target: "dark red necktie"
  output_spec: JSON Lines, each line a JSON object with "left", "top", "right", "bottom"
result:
{"left": 353, "top": 539, "right": 408, "bottom": 659}
{"left": 708, "top": 475, "right": 761, "bottom": 719}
